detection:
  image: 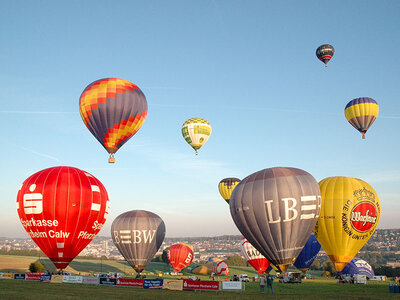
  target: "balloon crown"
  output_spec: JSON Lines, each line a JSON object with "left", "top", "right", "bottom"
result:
{"left": 353, "top": 187, "right": 375, "bottom": 201}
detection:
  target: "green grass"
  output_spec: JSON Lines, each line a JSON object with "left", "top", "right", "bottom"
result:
{"left": 0, "top": 277, "right": 396, "bottom": 299}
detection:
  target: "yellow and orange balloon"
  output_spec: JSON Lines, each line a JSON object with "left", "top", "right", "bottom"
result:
{"left": 314, "top": 176, "right": 380, "bottom": 271}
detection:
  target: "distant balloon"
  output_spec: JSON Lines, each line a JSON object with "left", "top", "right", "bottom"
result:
{"left": 192, "top": 263, "right": 213, "bottom": 275}
{"left": 316, "top": 44, "right": 334, "bottom": 67}
{"left": 293, "top": 233, "right": 321, "bottom": 273}
{"left": 181, "top": 118, "right": 212, "bottom": 155}
{"left": 314, "top": 177, "right": 380, "bottom": 272}
{"left": 344, "top": 97, "right": 379, "bottom": 139}
{"left": 17, "top": 166, "right": 110, "bottom": 269}
{"left": 79, "top": 78, "right": 148, "bottom": 163}
{"left": 167, "top": 243, "right": 194, "bottom": 272}
{"left": 339, "top": 258, "right": 375, "bottom": 279}
{"left": 214, "top": 260, "right": 229, "bottom": 276}
{"left": 111, "top": 210, "right": 166, "bottom": 274}
{"left": 230, "top": 167, "right": 321, "bottom": 272}
{"left": 240, "top": 237, "right": 271, "bottom": 275}
{"left": 218, "top": 178, "right": 241, "bottom": 204}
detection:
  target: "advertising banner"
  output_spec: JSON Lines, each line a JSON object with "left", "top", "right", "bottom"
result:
{"left": 162, "top": 279, "right": 183, "bottom": 291}
{"left": 40, "top": 274, "right": 52, "bottom": 282}
{"left": 222, "top": 281, "right": 243, "bottom": 290}
{"left": 1, "top": 273, "right": 14, "bottom": 279}
{"left": 62, "top": 275, "right": 83, "bottom": 284}
{"left": 116, "top": 278, "right": 144, "bottom": 287}
{"left": 182, "top": 279, "right": 219, "bottom": 291}
{"left": 14, "top": 273, "right": 26, "bottom": 280}
{"left": 143, "top": 278, "right": 163, "bottom": 289}
{"left": 82, "top": 276, "right": 99, "bottom": 285}
{"left": 51, "top": 275, "right": 63, "bottom": 283}
{"left": 99, "top": 277, "right": 117, "bottom": 286}
{"left": 25, "top": 273, "right": 42, "bottom": 281}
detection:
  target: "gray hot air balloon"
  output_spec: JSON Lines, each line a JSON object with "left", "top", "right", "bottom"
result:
{"left": 111, "top": 210, "right": 166, "bottom": 274}
{"left": 229, "top": 167, "right": 321, "bottom": 272}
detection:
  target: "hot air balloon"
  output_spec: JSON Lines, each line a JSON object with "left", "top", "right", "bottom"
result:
{"left": 111, "top": 210, "right": 165, "bottom": 274}
{"left": 344, "top": 97, "right": 379, "bottom": 139}
{"left": 313, "top": 176, "right": 380, "bottom": 272}
{"left": 218, "top": 178, "right": 240, "bottom": 204}
{"left": 17, "top": 166, "right": 110, "bottom": 269}
{"left": 293, "top": 233, "right": 321, "bottom": 273}
{"left": 339, "top": 258, "right": 374, "bottom": 279}
{"left": 181, "top": 118, "right": 212, "bottom": 155}
{"left": 79, "top": 78, "right": 148, "bottom": 163}
{"left": 230, "top": 167, "right": 321, "bottom": 272}
{"left": 214, "top": 260, "right": 229, "bottom": 276}
{"left": 192, "top": 263, "right": 213, "bottom": 275}
{"left": 240, "top": 237, "right": 271, "bottom": 275}
{"left": 167, "top": 243, "right": 194, "bottom": 273}
{"left": 316, "top": 44, "right": 334, "bottom": 67}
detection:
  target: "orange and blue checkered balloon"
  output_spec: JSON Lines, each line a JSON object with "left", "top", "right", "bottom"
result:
{"left": 79, "top": 78, "right": 147, "bottom": 161}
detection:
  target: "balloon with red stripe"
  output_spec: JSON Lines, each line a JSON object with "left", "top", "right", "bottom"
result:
{"left": 316, "top": 44, "right": 334, "bottom": 67}
{"left": 79, "top": 78, "right": 148, "bottom": 163}
{"left": 240, "top": 237, "right": 271, "bottom": 274}
{"left": 167, "top": 243, "right": 194, "bottom": 272}
{"left": 16, "top": 166, "right": 110, "bottom": 269}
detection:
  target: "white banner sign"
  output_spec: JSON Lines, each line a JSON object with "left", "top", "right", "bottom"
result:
{"left": 222, "top": 281, "right": 243, "bottom": 290}
{"left": 83, "top": 277, "right": 99, "bottom": 285}
{"left": 62, "top": 275, "right": 83, "bottom": 284}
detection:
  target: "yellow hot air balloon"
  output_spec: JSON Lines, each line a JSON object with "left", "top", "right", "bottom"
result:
{"left": 313, "top": 177, "right": 380, "bottom": 272}
{"left": 218, "top": 178, "right": 240, "bottom": 204}
{"left": 181, "top": 118, "right": 212, "bottom": 155}
{"left": 344, "top": 97, "right": 379, "bottom": 139}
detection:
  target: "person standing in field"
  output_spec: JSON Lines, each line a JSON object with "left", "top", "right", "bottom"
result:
{"left": 267, "top": 274, "right": 274, "bottom": 294}
{"left": 259, "top": 275, "right": 266, "bottom": 292}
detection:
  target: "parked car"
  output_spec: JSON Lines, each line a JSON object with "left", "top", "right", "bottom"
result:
{"left": 239, "top": 274, "right": 250, "bottom": 282}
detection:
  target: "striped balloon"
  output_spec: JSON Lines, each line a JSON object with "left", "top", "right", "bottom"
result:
{"left": 344, "top": 97, "right": 379, "bottom": 139}
{"left": 79, "top": 78, "right": 148, "bottom": 163}
{"left": 181, "top": 118, "right": 212, "bottom": 155}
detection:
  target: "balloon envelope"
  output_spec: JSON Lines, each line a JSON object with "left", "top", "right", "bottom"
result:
{"left": 240, "top": 237, "right": 271, "bottom": 275}
{"left": 339, "top": 258, "right": 375, "bottom": 279}
{"left": 218, "top": 178, "right": 240, "bottom": 204}
{"left": 344, "top": 97, "right": 379, "bottom": 139}
{"left": 111, "top": 210, "right": 166, "bottom": 273}
{"left": 79, "top": 78, "right": 148, "bottom": 162}
{"left": 17, "top": 166, "right": 110, "bottom": 269}
{"left": 293, "top": 233, "right": 321, "bottom": 272}
{"left": 314, "top": 177, "right": 380, "bottom": 271}
{"left": 181, "top": 118, "right": 212, "bottom": 154}
{"left": 214, "top": 260, "right": 229, "bottom": 276}
{"left": 316, "top": 44, "right": 334, "bottom": 66}
{"left": 230, "top": 167, "right": 321, "bottom": 272}
{"left": 167, "top": 243, "right": 194, "bottom": 272}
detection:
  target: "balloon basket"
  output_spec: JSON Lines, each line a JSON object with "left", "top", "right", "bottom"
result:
{"left": 108, "top": 156, "right": 115, "bottom": 163}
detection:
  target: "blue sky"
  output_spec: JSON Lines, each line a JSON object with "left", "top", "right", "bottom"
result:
{"left": 0, "top": 1, "right": 399, "bottom": 238}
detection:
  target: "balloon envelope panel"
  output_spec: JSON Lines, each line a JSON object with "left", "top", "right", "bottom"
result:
{"left": 230, "top": 167, "right": 321, "bottom": 270}
{"left": 111, "top": 210, "right": 165, "bottom": 273}
{"left": 314, "top": 177, "right": 380, "bottom": 271}
{"left": 293, "top": 233, "right": 321, "bottom": 272}
{"left": 17, "top": 166, "right": 110, "bottom": 269}
{"left": 339, "top": 258, "right": 375, "bottom": 279}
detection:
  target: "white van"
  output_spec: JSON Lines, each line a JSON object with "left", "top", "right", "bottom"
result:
{"left": 239, "top": 274, "right": 250, "bottom": 282}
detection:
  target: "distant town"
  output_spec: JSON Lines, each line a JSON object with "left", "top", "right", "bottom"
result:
{"left": 1, "top": 229, "right": 399, "bottom": 266}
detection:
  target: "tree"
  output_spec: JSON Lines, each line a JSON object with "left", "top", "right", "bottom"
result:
{"left": 161, "top": 248, "right": 169, "bottom": 264}
{"left": 29, "top": 261, "right": 45, "bottom": 273}
{"left": 322, "top": 260, "right": 336, "bottom": 276}
{"left": 310, "top": 259, "right": 321, "bottom": 270}
{"left": 225, "top": 255, "right": 246, "bottom": 266}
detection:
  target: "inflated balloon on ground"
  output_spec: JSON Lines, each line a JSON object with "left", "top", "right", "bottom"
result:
{"left": 314, "top": 176, "right": 380, "bottom": 271}
{"left": 111, "top": 210, "right": 166, "bottom": 274}
{"left": 167, "top": 243, "right": 194, "bottom": 273}
{"left": 240, "top": 237, "right": 271, "bottom": 274}
{"left": 17, "top": 166, "right": 110, "bottom": 269}
{"left": 230, "top": 167, "right": 321, "bottom": 272}
{"left": 293, "top": 233, "right": 321, "bottom": 273}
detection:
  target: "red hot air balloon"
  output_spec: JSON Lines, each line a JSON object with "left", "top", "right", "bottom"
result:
{"left": 240, "top": 238, "right": 271, "bottom": 275}
{"left": 16, "top": 166, "right": 110, "bottom": 269}
{"left": 167, "top": 243, "right": 194, "bottom": 273}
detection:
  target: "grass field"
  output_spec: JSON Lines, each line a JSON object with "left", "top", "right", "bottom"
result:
{"left": 0, "top": 255, "right": 397, "bottom": 299}
{"left": 0, "top": 278, "right": 396, "bottom": 299}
